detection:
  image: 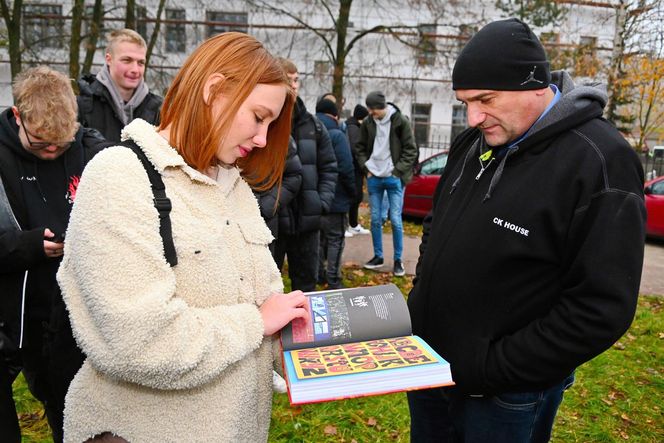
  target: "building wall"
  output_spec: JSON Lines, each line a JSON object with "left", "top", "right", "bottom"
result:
{"left": 0, "top": 0, "right": 621, "bottom": 152}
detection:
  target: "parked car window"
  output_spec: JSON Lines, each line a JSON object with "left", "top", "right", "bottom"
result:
{"left": 650, "top": 180, "right": 664, "bottom": 195}
{"left": 420, "top": 154, "right": 448, "bottom": 175}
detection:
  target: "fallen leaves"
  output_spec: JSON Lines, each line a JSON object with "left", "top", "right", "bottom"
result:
{"left": 324, "top": 424, "right": 337, "bottom": 435}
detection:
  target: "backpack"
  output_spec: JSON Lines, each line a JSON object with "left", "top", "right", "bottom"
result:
{"left": 120, "top": 140, "right": 178, "bottom": 267}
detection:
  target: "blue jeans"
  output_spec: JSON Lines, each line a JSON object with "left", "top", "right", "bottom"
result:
{"left": 407, "top": 373, "right": 575, "bottom": 443}
{"left": 367, "top": 175, "right": 403, "bottom": 261}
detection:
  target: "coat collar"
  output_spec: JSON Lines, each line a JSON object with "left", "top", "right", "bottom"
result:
{"left": 120, "top": 118, "right": 242, "bottom": 189}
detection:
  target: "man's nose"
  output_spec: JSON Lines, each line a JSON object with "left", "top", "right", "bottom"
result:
{"left": 466, "top": 105, "right": 486, "bottom": 128}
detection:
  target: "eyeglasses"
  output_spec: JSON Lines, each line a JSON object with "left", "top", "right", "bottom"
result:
{"left": 20, "top": 118, "right": 74, "bottom": 150}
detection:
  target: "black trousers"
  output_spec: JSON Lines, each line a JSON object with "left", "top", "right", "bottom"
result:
{"left": 0, "top": 307, "right": 84, "bottom": 443}
{"left": 319, "top": 213, "right": 346, "bottom": 288}
{"left": 274, "top": 230, "right": 320, "bottom": 292}
{"left": 348, "top": 170, "right": 365, "bottom": 227}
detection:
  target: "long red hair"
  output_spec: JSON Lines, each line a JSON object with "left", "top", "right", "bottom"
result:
{"left": 158, "top": 32, "right": 294, "bottom": 191}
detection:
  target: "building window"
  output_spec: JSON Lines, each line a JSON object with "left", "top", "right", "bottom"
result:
{"left": 451, "top": 104, "right": 467, "bottom": 143}
{"left": 579, "top": 35, "right": 597, "bottom": 56}
{"left": 206, "top": 11, "right": 248, "bottom": 37}
{"left": 417, "top": 24, "right": 436, "bottom": 66}
{"left": 412, "top": 103, "right": 431, "bottom": 147}
{"left": 314, "top": 60, "right": 331, "bottom": 80}
{"left": 22, "top": 3, "right": 63, "bottom": 49}
{"left": 165, "top": 9, "right": 186, "bottom": 53}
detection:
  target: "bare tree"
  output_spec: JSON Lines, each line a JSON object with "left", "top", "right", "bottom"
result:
{"left": 125, "top": 0, "right": 136, "bottom": 30}
{"left": 494, "top": 0, "right": 568, "bottom": 27}
{"left": 145, "top": 0, "right": 167, "bottom": 72}
{"left": 247, "top": 0, "right": 463, "bottom": 108}
{"left": 69, "top": 0, "right": 85, "bottom": 80}
{"left": 0, "top": 0, "right": 23, "bottom": 79}
{"left": 82, "top": 0, "right": 105, "bottom": 75}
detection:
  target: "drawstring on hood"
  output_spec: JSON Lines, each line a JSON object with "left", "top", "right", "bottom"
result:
{"left": 451, "top": 71, "right": 607, "bottom": 201}
{"left": 450, "top": 135, "right": 481, "bottom": 194}
{"left": 484, "top": 146, "right": 518, "bottom": 201}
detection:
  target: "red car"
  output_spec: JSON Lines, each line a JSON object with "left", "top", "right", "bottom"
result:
{"left": 645, "top": 175, "right": 664, "bottom": 239}
{"left": 403, "top": 151, "right": 448, "bottom": 218}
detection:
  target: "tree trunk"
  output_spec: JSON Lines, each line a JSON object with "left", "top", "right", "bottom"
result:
{"left": 83, "top": 0, "right": 104, "bottom": 75}
{"left": 125, "top": 0, "right": 136, "bottom": 30}
{"left": 332, "top": 0, "right": 352, "bottom": 109}
{"left": 145, "top": 0, "right": 166, "bottom": 73}
{"left": 605, "top": 0, "right": 628, "bottom": 122}
{"left": 0, "top": 0, "right": 23, "bottom": 80}
{"left": 69, "top": 0, "right": 85, "bottom": 82}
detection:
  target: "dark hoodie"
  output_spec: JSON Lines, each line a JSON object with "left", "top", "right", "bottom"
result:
{"left": 0, "top": 109, "right": 106, "bottom": 344}
{"left": 408, "top": 71, "right": 645, "bottom": 395}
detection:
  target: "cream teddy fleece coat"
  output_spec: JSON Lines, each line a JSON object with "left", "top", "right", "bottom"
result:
{"left": 57, "top": 119, "right": 283, "bottom": 442}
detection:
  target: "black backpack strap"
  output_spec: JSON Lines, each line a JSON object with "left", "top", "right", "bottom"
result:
{"left": 120, "top": 140, "right": 178, "bottom": 267}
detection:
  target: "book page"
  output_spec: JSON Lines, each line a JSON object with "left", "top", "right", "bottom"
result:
{"left": 290, "top": 336, "right": 438, "bottom": 380}
{"left": 281, "top": 284, "right": 412, "bottom": 351}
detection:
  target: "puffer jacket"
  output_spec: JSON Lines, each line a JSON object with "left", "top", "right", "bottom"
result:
{"left": 254, "top": 136, "right": 302, "bottom": 238}
{"left": 280, "top": 97, "right": 337, "bottom": 234}
{"left": 316, "top": 113, "right": 355, "bottom": 213}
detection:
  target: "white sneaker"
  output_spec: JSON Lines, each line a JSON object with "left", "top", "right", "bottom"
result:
{"left": 345, "top": 229, "right": 354, "bottom": 238}
{"left": 349, "top": 224, "right": 370, "bottom": 235}
{"left": 272, "top": 371, "right": 288, "bottom": 393}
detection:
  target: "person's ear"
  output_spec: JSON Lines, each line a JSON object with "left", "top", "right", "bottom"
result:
{"left": 105, "top": 51, "right": 112, "bottom": 66}
{"left": 203, "top": 73, "right": 226, "bottom": 105}
{"left": 11, "top": 106, "right": 21, "bottom": 124}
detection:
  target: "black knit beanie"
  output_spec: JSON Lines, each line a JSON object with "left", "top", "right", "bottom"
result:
{"left": 353, "top": 104, "right": 369, "bottom": 120}
{"left": 365, "top": 91, "right": 386, "bottom": 109}
{"left": 452, "top": 18, "right": 550, "bottom": 91}
{"left": 316, "top": 98, "right": 338, "bottom": 117}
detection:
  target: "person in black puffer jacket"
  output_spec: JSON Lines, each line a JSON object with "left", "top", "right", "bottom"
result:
{"left": 253, "top": 136, "right": 302, "bottom": 256}
{"left": 77, "top": 29, "right": 162, "bottom": 142}
{"left": 274, "top": 58, "right": 337, "bottom": 291}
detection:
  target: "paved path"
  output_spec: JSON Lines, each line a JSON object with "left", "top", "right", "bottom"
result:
{"left": 343, "top": 231, "right": 664, "bottom": 296}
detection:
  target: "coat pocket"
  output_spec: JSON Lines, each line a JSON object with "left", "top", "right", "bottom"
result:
{"left": 237, "top": 219, "right": 274, "bottom": 246}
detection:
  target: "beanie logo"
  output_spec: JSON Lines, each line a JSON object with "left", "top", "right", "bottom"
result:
{"left": 520, "top": 66, "right": 544, "bottom": 86}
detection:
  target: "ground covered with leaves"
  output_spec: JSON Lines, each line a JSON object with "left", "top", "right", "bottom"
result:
{"left": 12, "top": 258, "right": 663, "bottom": 442}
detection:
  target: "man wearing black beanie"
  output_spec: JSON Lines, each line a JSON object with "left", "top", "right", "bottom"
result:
{"left": 407, "top": 18, "right": 645, "bottom": 443}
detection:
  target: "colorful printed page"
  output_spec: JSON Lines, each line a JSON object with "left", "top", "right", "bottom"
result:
{"left": 283, "top": 335, "right": 455, "bottom": 405}
{"left": 291, "top": 336, "right": 438, "bottom": 380}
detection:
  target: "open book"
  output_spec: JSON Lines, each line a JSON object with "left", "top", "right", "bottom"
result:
{"left": 280, "top": 284, "right": 454, "bottom": 405}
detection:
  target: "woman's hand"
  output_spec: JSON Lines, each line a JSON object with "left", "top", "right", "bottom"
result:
{"left": 259, "top": 290, "right": 309, "bottom": 336}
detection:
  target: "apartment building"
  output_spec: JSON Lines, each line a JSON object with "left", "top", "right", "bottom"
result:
{"left": 0, "top": 0, "right": 622, "bottom": 151}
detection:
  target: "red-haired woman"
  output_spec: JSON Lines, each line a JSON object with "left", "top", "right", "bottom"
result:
{"left": 57, "top": 32, "right": 307, "bottom": 442}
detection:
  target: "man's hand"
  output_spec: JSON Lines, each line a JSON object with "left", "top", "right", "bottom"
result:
{"left": 43, "top": 228, "right": 64, "bottom": 258}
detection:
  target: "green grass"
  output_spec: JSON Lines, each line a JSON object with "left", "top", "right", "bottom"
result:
{"left": 13, "top": 272, "right": 663, "bottom": 442}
